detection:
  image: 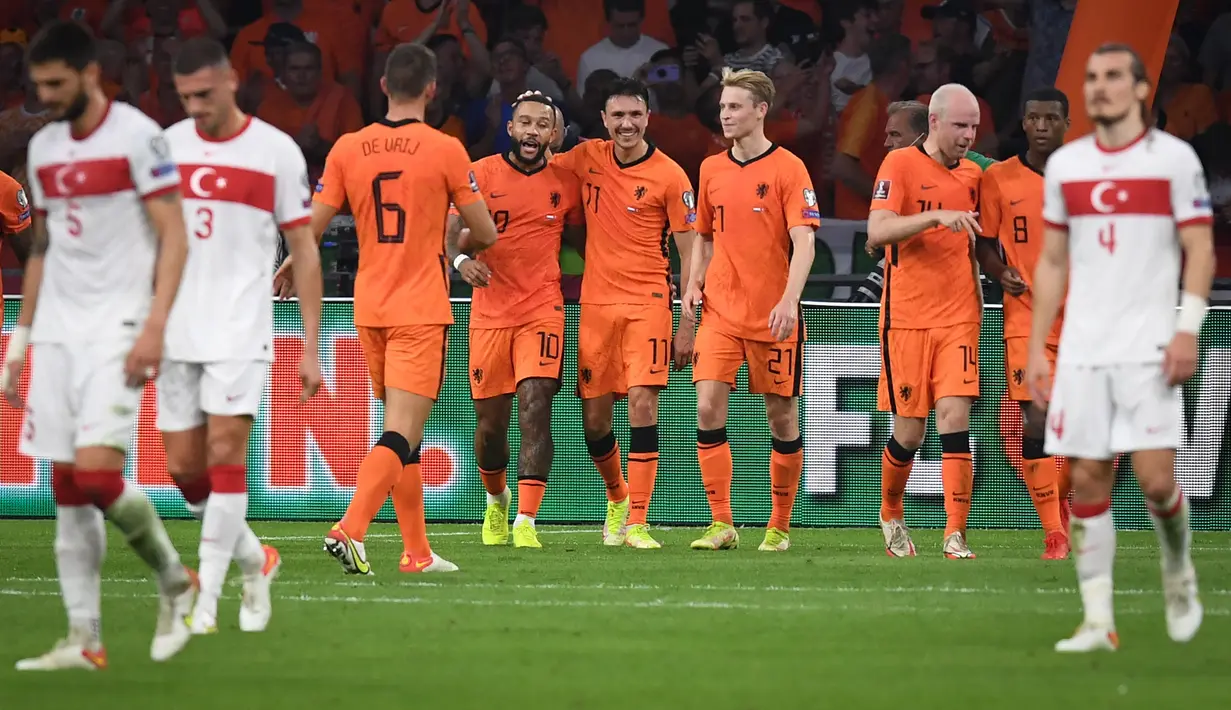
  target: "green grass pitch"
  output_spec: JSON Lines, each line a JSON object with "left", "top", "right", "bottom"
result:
{"left": 2, "top": 521, "right": 1229, "bottom": 709}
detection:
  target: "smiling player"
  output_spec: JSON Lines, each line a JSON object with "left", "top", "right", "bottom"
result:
{"left": 681, "top": 68, "right": 817, "bottom": 552}
{"left": 448, "top": 93, "right": 581, "bottom": 549}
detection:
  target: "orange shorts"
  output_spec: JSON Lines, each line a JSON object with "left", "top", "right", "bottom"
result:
{"left": 356, "top": 324, "right": 447, "bottom": 401}
{"left": 577, "top": 303, "right": 672, "bottom": 398}
{"left": 692, "top": 323, "right": 802, "bottom": 397}
{"left": 1005, "top": 336, "right": 1058, "bottom": 402}
{"left": 877, "top": 322, "right": 980, "bottom": 418}
{"left": 468, "top": 316, "right": 565, "bottom": 399}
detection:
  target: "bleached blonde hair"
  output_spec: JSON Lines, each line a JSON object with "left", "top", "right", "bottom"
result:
{"left": 720, "top": 67, "right": 776, "bottom": 108}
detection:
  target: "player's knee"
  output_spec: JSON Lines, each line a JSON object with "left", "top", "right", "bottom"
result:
{"left": 892, "top": 419, "right": 926, "bottom": 451}
{"left": 934, "top": 406, "right": 970, "bottom": 434}
{"left": 585, "top": 429, "right": 617, "bottom": 458}
{"left": 581, "top": 406, "right": 612, "bottom": 439}
{"left": 939, "top": 430, "right": 970, "bottom": 455}
{"left": 205, "top": 432, "right": 246, "bottom": 468}
{"left": 696, "top": 395, "right": 726, "bottom": 431}
{"left": 765, "top": 398, "right": 798, "bottom": 441}
{"left": 518, "top": 384, "right": 553, "bottom": 427}
{"left": 376, "top": 431, "right": 414, "bottom": 466}
{"left": 1137, "top": 470, "right": 1177, "bottom": 505}
{"left": 626, "top": 397, "right": 656, "bottom": 428}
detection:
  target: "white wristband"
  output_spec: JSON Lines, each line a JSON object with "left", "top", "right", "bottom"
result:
{"left": 5, "top": 325, "right": 29, "bottom": 362}
{"left": 1176, "top": 292, "right": 1208, "bottom": 335}
{"left": 452, "top": 254, "right": 471, "bottom": 270}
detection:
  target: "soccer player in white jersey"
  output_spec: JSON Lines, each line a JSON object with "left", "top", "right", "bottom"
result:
{"left": 159, "top": 38, "right": 324, "bottom": 635}
{"left": 1, "top": 21, "right": 197, "bottom": 669}
{"left": 1028, "top": 43, "right": 1216, "bottom": 653}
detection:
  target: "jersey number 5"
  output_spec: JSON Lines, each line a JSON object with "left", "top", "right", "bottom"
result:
{"left": 372, "top": 171, "right": 407, "bottom": 243}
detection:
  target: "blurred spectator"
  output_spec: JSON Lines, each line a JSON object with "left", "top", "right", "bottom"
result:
{"left": 577, "top": 0, "right": 669, "bottom": 96}
{"left": 230, "top": 0, "right": 361, "bottom": 104}
{"left": 1200, "top": 10, "right": 1231, "bottom": 90}
{"left": 424, "top": 34, "right": 480, "bottom": 145}
{"left": 697, "top": 0, "right": 783, "bottom": 78}
{"left": 236, "top": 21, "right": 304, "bottom": 112}
{"left": 257, "top": 42, "right": 363, "bottom": 182}
{"left": 670, "top": 0, "right": 736, "bottom": 59}
{"left": 913, "top": 41, "right": 997, "bottom": 156}
{"left": 643, "top": 49, "right": 712, "bottom": 185}
{"left": 471, "top": 37, "right": 540, "bottom": 157}
{"left": 48, "top": 0, "right": 112, "bottom": 33}
{"left": 0, "top": 32, "right": 26, "bottom": 109}
{"left": 826, "top": 0, "right": 875, "bottom": 114}
{"left": 873, "top": 0, "right": 904, "bottom": 37}
{"left": 832, "top": 33, "right": 910, "bottom": 221}
{"left": 136, "top": 36, "right": 188, "bottom": 127}
{"left": 96, "top": 39, "right": 131, "bottom": 101}
{"left": 0, "top": 79, "right": 50, "bottom": 192}
{"left": 766, "top": 0, "right": 820, "bottom": 48}
{"left": 500, "top": 4, "right": 567, "bottom": 100}
{"left": 532, "top": 0, "right": 675, "bottom": 84}
{"left": 99, "top": 0, "right": 226, "bottom": 45}
{"left": 1019, "top": 0, "right": 1077, "bottom": 103}
{"left": 1156, "top": 35, "right": 1218, "bottom": 142}
{"left": 581, "top": 68, "right": 620, "bottom": 138}
{"left": 376, "top": 0, "right": 487, "bottom": 56}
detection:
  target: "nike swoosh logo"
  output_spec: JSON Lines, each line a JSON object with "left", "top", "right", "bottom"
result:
{"left": 490, "top": 192, "right": 506, "bottom": 198}
{"left": 538, "top": 360, "right": 553, "bottom": 366}
{"left": 649, "top": 368, "right": 665, "bottom": 375}
{"left": 414, "top": 558, "right": 432, "bottom": 570}
{"left": 920, "top": 184, "right": 937, "bottom": 190}
{"left": 226, "top": 395, "right": 241, "bottom": 402}
{"left": 589, "top": 168, "right": 601, "bottom": 174}
{"left": 773, "top": 379, "right": 787, "bottom": 385}
{"left": 963, "top": 378, "right": 977, "bottom": 384}
{"left": 1010, "top": 199, "right": 1025, "bottom": 206}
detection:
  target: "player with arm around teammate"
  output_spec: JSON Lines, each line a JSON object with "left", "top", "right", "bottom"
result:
{"left": 865, "top": 83, "right": 984, "bottom": 559}
{"left": 1029, "top": 44, "right": 1215, "bottom": 653}
{"left": 681, "top": 68, "right": 817, "bottom": 552}
{"left": 974, "top": 87, "right": 1072, "bottom": 560}
{"left": 447, "top": 93, "right": 581, "bottom": 548}
{"left": 550, "top": 78, "right": 697, "bottom": 549}
{"left": 312, "top": 43, "right": 499, "bottom": 575}
{"left": 157, "top": 37, "right": 323, "bottom": 635}
{"left": 3, "top": 21, "right": 197, "bottom": 669}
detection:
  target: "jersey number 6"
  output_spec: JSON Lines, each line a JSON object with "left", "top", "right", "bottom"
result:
{"left": 372, "top": 171, "right": 407, "bottom": 243}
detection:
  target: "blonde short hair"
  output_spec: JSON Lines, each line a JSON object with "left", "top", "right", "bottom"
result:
{"left": 720, "top": 67, "right": 776, "bottom": 107}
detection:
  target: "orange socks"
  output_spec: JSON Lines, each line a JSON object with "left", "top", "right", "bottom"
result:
{"left": 940, "top": 431, "right": 973, "bottom": 537}
{"left": 391, "top": 455, "right": 431, "bottom": 561}
{"left": 697, "top": 428, "right": 733, "bottom": 525}
{"left": 517, "top": 478, "right": 546, "bottom": 518}
{"left": 1022, "top": 436, "right": 1063, "bottom": 535}
{"left": 339, "top": 433, "right": 405, "bottom": 541}
{"left": 627, "top": 426, "right": 658, "bottom": 526}
{"left": 768, "top": 437, "right": 803, "bottom": 532}
{"left": 479, "top": 467, "right": 507, "bottom": 496}
{"left": 880, "top": 438, "right": 915, "bottom": 522}
{"left": 587, "top": 431, "right": 628, "bottom": 503}
{"left": 1056, "top": 456, "right": 1072, "bottom": 502}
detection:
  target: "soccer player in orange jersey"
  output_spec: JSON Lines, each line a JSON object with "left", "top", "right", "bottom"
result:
{"left": 300, "top": 43, "right": 499, "bottom": 574}
{"left": 550, "top": 78, "right": 697, "bottom": 548}
{"left": 866, "top": 84, "right": 984, "bottom": 560}
{"left": 680, "top": 69, "right": 817, "bottom": 552}
{"left": 975, "top": 88, "right": 1073, "bottom": 560}
{"left": 0, "top": 169, "right": 32, "bottom": 267}
{"left": 447, "top": 93, "right": 582, "bottom": 549}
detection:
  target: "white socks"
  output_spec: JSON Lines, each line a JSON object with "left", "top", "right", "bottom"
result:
{"left": 185, "top": 495, "right": 264, "bottom": 578}
{"left": 195, "top": 492, "right": 250, "bottom": 623}
{"left": 1072, "top": 505, "right": 1116, "bottom": 629}
{"left": 104, "top": 482, "right": 185, "bottom": 591}
{"left": 514, "top": 513, "right": 535, "bottom": 529}
{"left": 55, "top": 505, "right": 106, "bottom": 648}
{"left": 487, "top": 487, "right": 511, "bottom": 508}
{"left": 1148, "top": 487, "right": 1192, "bottom": 574}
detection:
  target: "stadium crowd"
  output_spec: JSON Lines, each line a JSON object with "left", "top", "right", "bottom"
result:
{"left": 0, "top": 0, "right": 1230, "bottom": 283}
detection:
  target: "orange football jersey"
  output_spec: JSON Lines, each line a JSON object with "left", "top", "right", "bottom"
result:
{"left": 0, "top": 170, "right": 31, "bottom": 236}
{"left": 551, "top": 140, "right": 694, "bottom": 306}
{"left": 870, "top": 145, "right": 983, "bottom": 330}
{"left": 979, "top": 153, "right": 1063, "bottom": 343}
{"left": 315, "top": 118, "right": 482, "bottom": 327}
{"left": 695, "top": 146, "right": 819, "bottom": 342}
{"left": 466, "top": 154, "right": 581, "bottom": 329}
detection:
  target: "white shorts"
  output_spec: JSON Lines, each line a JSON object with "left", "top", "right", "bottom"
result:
{"left": 19, "top": 339, "right": 142, "bottom": 463}
{"left": 1044, "top": 362, "right": 1182, "bottom": 460}
{"left": 155, "top": 360, "right": 269, "bottom": 432}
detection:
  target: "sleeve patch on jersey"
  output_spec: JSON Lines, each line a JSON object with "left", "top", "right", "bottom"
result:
{"left": 1194, "top": 197, "right": 1211, "bottom": 209}
{"left": 872, "top": 180, "right": 891, "bottom": 200}
{"left": 682, "top": 190, "right": 696, "bottom": 209}
{"left": 468, "top": 170, "right": 480, "bottom": 193}
{"left": 803, "top": 188, "right": 817, "bottom": 207}
{"left": 151, "top": 163, "right": 176, "bottom": 178}
{"left": 314, "top": 181, "right": 325, "bottom": 193}
{"left": 149, "top": 135, "right": 171, "bottom": 161}
{"left": 686, "top": 212, "right": 697, "bottom": 224}
{"left": 802, "top": 209, "right": 820, "bottom": 219}
{"left": 15, "top": 188, "right": 28, "bottom": 209}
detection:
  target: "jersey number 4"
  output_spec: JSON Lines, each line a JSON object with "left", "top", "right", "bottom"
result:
{"left": 373, "top": 171, "right": 407, "bottom": 243}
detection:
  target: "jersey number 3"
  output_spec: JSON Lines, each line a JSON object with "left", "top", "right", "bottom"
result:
{"left": 373, "top": 171, "right": 407, "bottom": 243}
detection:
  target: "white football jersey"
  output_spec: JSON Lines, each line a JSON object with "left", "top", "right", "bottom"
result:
{"left": 163, "top": 116, "right": 311, "bottom": 362}
{"left": 26, "top": 102, "right": 181, "bottom": 343}
{"left": 1043, "top": 129, "right": 1213, "bottom": 365}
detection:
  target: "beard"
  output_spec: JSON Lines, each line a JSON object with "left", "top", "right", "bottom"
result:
{"left": 511, "top": 139, "right": 547, "bottom": 165}
{"left": 1089, "top": 104, "right": 1133, "bottom": 128}
{"left": 58, "top": 89, "right": 89, "bottom": 122}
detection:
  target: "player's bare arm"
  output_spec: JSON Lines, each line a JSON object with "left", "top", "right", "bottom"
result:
{"left": 974, "top": 238, "right": 1027, "bottom": 295}
{"left": 7, "top": 223, "right": 31, "bottom": 266}
{"left": 867, "top": 208, "right": 981, "bottom": 248}
{"left": 274, "top": 200, "right": 337, "bottom": 299}
{"left": 284, "top": 223, "right": 323, "bottom": 401}
{"left": 1, "top": 214, "right": 47, "bottom": 407}
{"left": 130, "top": 189, "right": 190, "bottom": 387}
{"left": 674, "top": 232, "right": 712, "bottom": 370}
{"left": 768, "top": 226, "right": 816, "bottom": 342}
{"left": 1026, "top": 225, "right": 1069, "bottom": 408}
{"left": 1166, "top": 222, "right": 1217, "bottom": 386}
{"left": 454, "top": 200, "right": 499, "bottom": 253}
{"left": 445, "top": 212, "right": 491, "bottom": 288}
